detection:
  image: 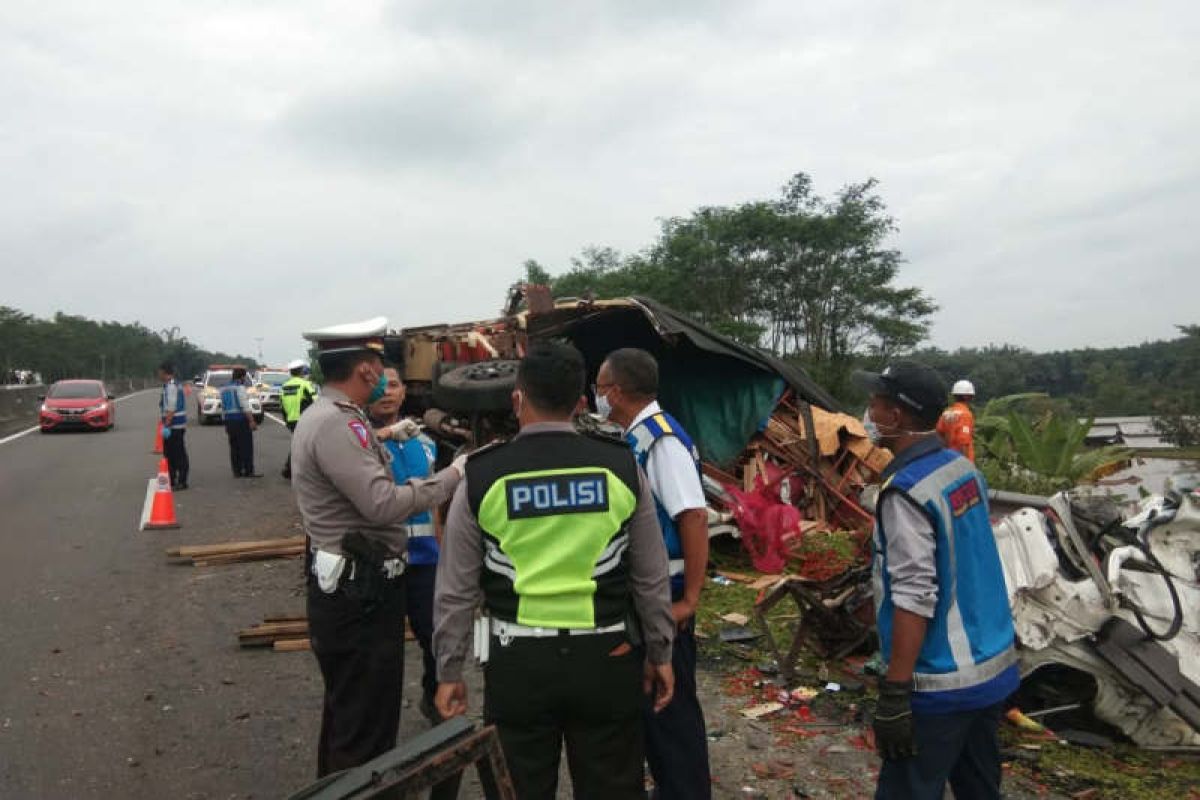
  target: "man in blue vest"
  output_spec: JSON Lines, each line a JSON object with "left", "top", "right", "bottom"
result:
{"left": 853, "top": 361, "right": 1018, "bottom": 800}
{"left": 157, "top": 361, "right": 190, "bottom": 490}
{"left": 368, "top": 363, "right": 444, "bottom": 725}
{"left": 220, "top": 367, "right": 260, "bottom": 478}
{"left": 596, "top": 347, "right": 711, "bottom": 800}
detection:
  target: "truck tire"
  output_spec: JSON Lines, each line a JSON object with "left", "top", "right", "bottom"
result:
{"left": 432, "top": 360, "right": 519, "bottom": 412}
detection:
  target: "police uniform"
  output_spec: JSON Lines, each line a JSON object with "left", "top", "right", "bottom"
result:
{"left": 291, "top": 320, "right": 462, "bottom": 777}
{"left": 159, "top": 375, "right": 189, "bottom": 489}
{"left": 280, "top": 361, "right": 317, "bottom": 479}
{"left": 625, "top": 401, "right": 712, "bottom": 800}
{"left": 219, "top": 375, "right": 256, "bottom": 477}
{"left": 433, "top": 421, "right": 675, "bottom": 800}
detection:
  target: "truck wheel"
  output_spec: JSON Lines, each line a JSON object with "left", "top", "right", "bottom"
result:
{"left": 432, "top": 360, "right": 519, "bottom": 412}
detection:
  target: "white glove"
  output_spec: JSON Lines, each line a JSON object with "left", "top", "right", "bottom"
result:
{"left": 451, "top": 453, "right": 469, "bottom": 479}
{"left": 389, "top": 418, "right": 421, "bottom": 442}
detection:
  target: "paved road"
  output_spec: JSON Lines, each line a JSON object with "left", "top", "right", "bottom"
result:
{"left": 0, "top": 391, "right": 384, "bottom": 798}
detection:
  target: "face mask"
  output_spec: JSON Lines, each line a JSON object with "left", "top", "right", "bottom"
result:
{"left": 595, "top": 391, "right": 613, "bottom": 420}
{"left": 366, "top": 368, "right": 387, "bottom": 406}
{"left": 862, "top": 409, "right": 881, "bottom": 445}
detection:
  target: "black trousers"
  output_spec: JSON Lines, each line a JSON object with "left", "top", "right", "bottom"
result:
{"left": 283, "top": 420, "right": 297, "bottom": 477}
{"left": 874, "top": 702, "right": 1004, "bottom": 800}
{"left": 163, "top": 428, "right": 189, "bottom": 486}
{"left": 404, "top": 563, "right": 437, "bottom": 702}
{"left": 644, "top": 615, "right": 711, "bottom": 799}
{"left": 223, "top": 418, "right": 254, "bottom": 476}
{"left": 483, "top": 630, "right": 644, "bottom": 800}
{"left": 307, "top": 572, "right": 407, "bottom": 778}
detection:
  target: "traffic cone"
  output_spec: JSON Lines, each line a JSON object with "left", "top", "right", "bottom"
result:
{"left": 140, "top": 457, "right": 179, "bottom": 530}
{"left": 153, "top": 421, "right": 164, "bottom": 454}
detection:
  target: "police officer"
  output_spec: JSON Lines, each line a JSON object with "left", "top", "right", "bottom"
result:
{"left": 291, "top": 319, "right": 466, "bottom": 777}
{"left": 854, "top": 362, "right": 1017, "bottom": 800}
{"left": 157, "top": 361, "right": 190, "bottom": 491}
{"left": 220, "top": 367, "right": 259, "bottom": 477}
{"left": 595, "top": 347, "right": 712, "bottom": 800}
{"left": 280, "top": 358, "right": 317, "bottom": 479}
{"left": 368, "top": 364, "right": 444, "bottom": 724}
{"left": 433, "top": 341, "right": 676, "bottom": 800}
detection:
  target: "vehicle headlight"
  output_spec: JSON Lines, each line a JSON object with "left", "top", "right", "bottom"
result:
{"left": 40, "top": 404, "right": 50, "bottom": 413}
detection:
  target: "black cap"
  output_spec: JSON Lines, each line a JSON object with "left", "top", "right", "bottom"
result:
{"left": 852, "top": 361, "right": 947, "bottom": 425}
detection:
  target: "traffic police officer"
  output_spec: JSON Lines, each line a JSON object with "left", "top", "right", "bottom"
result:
{"left": 291, "top": 318, "right": 466, "bottom": 777}
{"left": 220, "top": 367, "right": 259, "bottom": 477}
{"left": 595, "top": 347, "right": 712, "bottom": 800}
{"left": 280, "top": 358, "right": 317, "bottom": 479}
{"left": 433, "top": 341, "right": 676, "bottom": 800}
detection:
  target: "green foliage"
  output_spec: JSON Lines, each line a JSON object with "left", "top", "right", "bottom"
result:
{"left": 524, "top": 172, "right": 936, "bottom": 389}
{"left": 910, "top": 324, "right": 1199, "bottom": 417}
{"left": 976, "top": 393, "right": 1133, "bottom": 492}
{"left": 0, "top": 306, "right": 257, "bottom": 383}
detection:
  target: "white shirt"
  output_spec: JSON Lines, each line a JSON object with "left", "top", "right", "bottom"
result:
{"left": 625, "top": 401, "right": 707, "bottom": 519}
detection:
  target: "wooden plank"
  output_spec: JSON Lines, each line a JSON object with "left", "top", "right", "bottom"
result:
{"left": 238, "top": 621, "right": 309, "bottom": 638}
{"left": 273, "top": 638, "right": 311, "bottom": 652}
{"left": 193, "top": 547, "right": 304, "bottom": 567}
{"left": 168, "top": 536, "right": 305, "bottom": 559}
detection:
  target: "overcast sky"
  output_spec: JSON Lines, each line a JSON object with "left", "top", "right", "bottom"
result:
{"left": 2, "top": 1, "right": 1196, "bottom": 364}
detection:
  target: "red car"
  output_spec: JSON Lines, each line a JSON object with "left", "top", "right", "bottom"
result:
{"left": 39, "top": 380, "right": 116, "bottom": 432}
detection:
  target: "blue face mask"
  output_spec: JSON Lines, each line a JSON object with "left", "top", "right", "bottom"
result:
{"left": 366, "top": 368, "right": 388, "bottom": 405}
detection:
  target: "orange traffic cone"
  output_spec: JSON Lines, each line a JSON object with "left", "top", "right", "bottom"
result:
{"left": 140, "top": 457, "right": 179, "bottom": 530}
{"left": 153, "top": 421, "right": 164, "bottom": 454}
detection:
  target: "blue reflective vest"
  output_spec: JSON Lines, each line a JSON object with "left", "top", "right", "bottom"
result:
{"left": 625, "top": 409, "right": 702, "bottom": 593}
{"left": 873, "top": 437, "right": 1019, "bottom": 714}
{"left": 160, "top": 379, "right": 186, "bottom": 428}
{"left": 382, "top": 434, "right": 438, "bottom": 565}
{"left": 219, "top": 381, "right": 249, "bottom": 421}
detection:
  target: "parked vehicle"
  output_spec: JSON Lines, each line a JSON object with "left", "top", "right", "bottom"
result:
{"left": 253, "top": 369, "right": 289, "bottom": 411}
{"left": 39, "top": 380, "right": 115, "bottom": 432}
{"left": 195, "top": 365, "right": 263, "bottom": 425}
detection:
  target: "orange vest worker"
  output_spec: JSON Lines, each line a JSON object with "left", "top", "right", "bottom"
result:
{"left": 938, "top": 400, "right": 976, "bottom": 462}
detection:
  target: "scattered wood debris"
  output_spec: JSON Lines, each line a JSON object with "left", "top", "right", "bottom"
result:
{"left": 166, "top": 536, "right": 305, "bottom": 567}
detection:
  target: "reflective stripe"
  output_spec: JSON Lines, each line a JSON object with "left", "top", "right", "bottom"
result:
{"left": 493, "top": 620, "right": 626, "bottom": 639}
{"left": 913, "top": 645, "right": 1017, "bottom": 692}
{"left": 593, "top": 536, "right": 630, "bottom": 577}
{"left": 408, "top": 521, "right": 435, "bottom": 539}
{"left": 668, "top": 558, "right": 686, "bottom": 576}
{"left": 484, "top": 540, "right": 518, "bottom": 581}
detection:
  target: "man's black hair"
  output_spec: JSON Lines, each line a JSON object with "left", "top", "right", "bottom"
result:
{"left": 604, "top": 347, "right": 658, "bottom": 398}
{"left": 158, "top": 361, "right": 175, "bottom": 375}
{"left": 517, "top": 341, "right": 585, "bottom": 415}
{"left": 321, "top": 350, "right": 382, "bottom": 383}
{"left": 232, "top": 367, "right": 247, "bottom": 381}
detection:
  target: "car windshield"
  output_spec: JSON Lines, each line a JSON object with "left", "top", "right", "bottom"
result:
{"left": 205, "top": 371, "right": 233, "bottom": 386}
{"left": 257, "top": 372, "right": 288, "bottom": 386}
{"left": 48, "top": 382, "right": 103, "bottom": 399}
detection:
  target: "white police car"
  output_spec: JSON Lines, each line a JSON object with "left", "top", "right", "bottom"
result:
{"left": 196, "top": 365, "right": 264, "bottom": 425}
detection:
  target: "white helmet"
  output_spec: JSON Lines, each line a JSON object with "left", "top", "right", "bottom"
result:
{"left": 287, "top": 358, "right": 308, "bottom": 371}
{"left": 951, "top": 379, "right": 976, "bottom": 397}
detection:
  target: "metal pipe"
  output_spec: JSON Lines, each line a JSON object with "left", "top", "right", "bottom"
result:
{"left": 988, "top": 489, "right": 1052, "bottom": 509}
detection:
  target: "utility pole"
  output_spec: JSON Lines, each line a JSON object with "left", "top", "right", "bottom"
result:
{"left": 254, "top": 337, "right": 264, "bottom": 366}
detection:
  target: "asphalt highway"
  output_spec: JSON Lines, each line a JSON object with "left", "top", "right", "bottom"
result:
{"left": 0, "top": 390, "right": 402, "bottom": 798}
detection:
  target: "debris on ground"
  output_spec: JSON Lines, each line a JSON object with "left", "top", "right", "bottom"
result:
{"left": 166, "top": 536, "right": 305, "bottom": 566}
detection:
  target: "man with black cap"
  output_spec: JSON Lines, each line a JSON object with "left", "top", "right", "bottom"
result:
{"left": 291, "top": 317, "right": 467, "bottom": 777}
{"left": 854, "top": 361, "right": 1017, "bottom": 800}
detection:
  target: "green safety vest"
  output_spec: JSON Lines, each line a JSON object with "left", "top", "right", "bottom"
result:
{"left": 467, "top": 431, "right": 641, "bottom": 629}
{"left": 280, "top": 376, "right": 315, "bottom": 423}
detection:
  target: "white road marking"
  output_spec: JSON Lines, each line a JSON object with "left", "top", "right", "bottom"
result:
{"left": 264, "top": 412, "right": 287, "bottom": 427}
{"left": 0, "top": 389, "right": 157, "bottom": 447}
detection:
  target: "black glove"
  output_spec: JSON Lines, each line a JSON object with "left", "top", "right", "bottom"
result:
{"left": 873, "top": 679, "right": 917, "bottom": 760}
